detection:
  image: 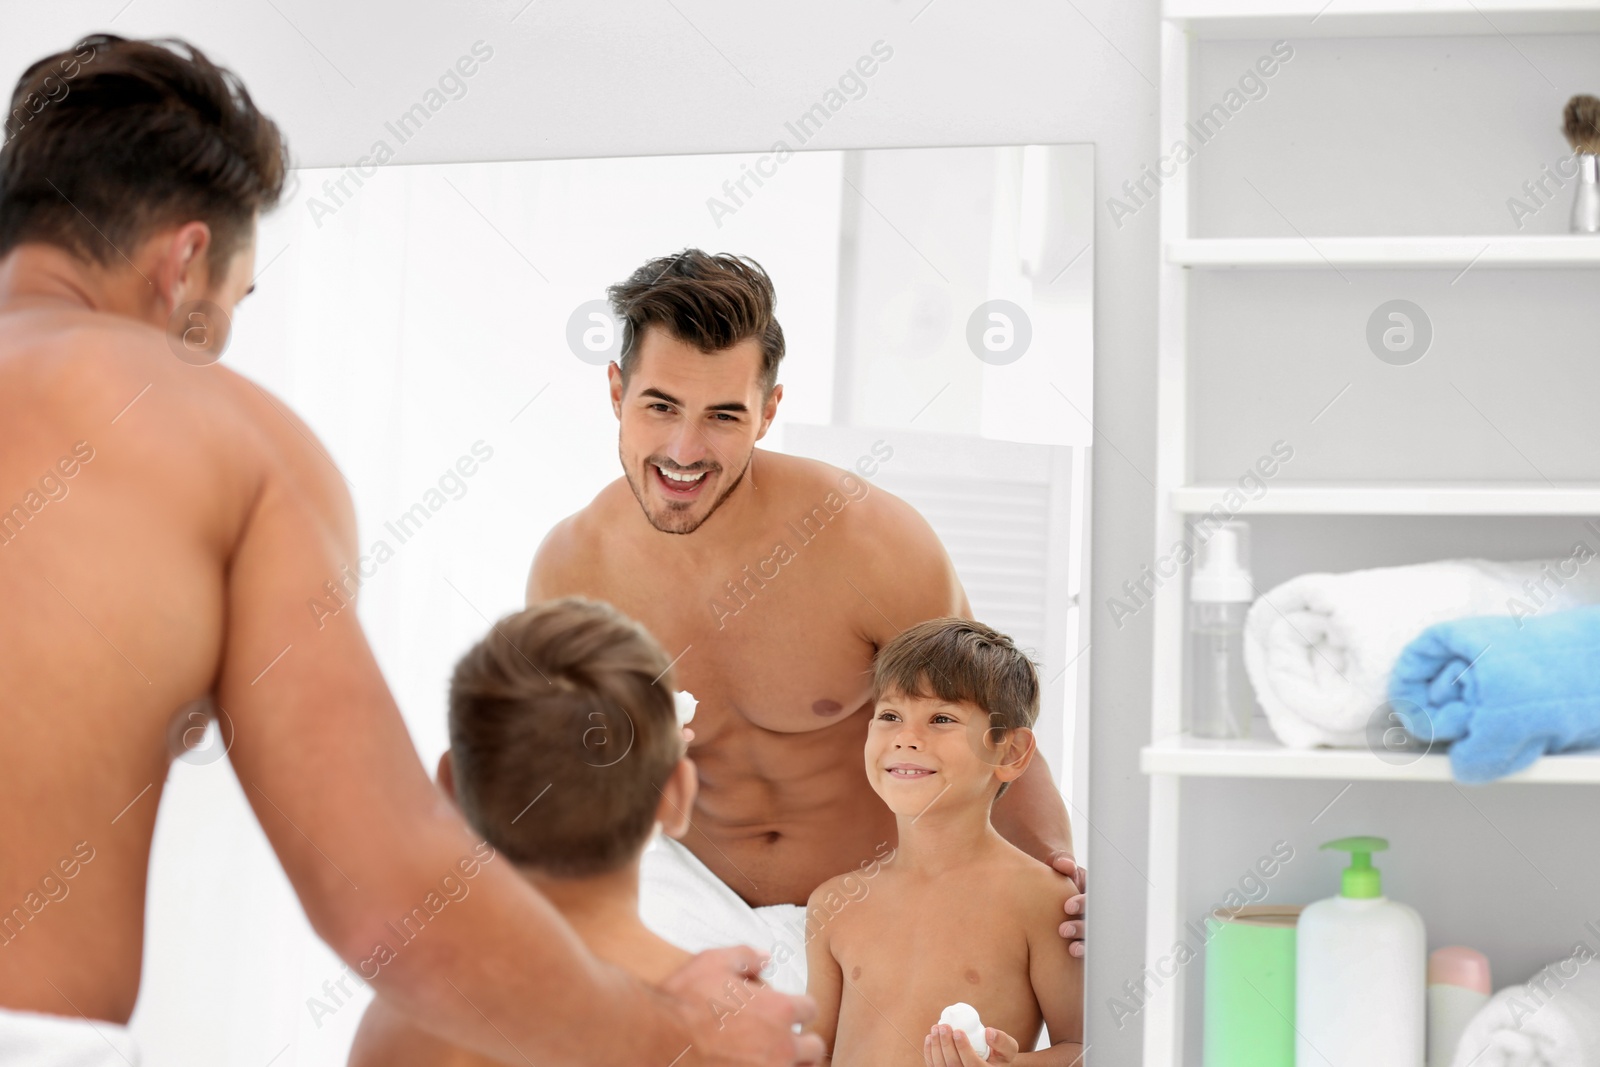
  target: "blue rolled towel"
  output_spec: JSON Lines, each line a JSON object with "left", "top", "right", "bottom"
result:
{"left": 1387, "top": 604, "right": 1600, "bottom": 782}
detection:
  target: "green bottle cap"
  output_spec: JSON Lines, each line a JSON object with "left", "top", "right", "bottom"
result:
{"left": 1321, "top": 835, "right": 1388, "bottom": 899}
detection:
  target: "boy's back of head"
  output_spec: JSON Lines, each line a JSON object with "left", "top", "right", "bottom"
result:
{"left": 448, "top": 597, "right": 683, "bottom": 877}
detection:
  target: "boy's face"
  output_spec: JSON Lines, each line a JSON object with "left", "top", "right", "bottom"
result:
{"left": 864, "top": 688, "right": 1018, "bottom": 815}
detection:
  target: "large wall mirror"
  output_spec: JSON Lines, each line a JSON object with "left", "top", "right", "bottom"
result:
{"left": 121, "top": 141, "right": 1094, "bottom": 1061}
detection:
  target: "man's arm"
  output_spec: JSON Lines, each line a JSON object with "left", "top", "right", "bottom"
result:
{"left": 216, "top": 383, "right": 813, "bottom": 1067}
{"left": 992, "top": 759, "right": 1075, "bottom": 865}
{"left": 851, "top": 486, "right": 1076, "bottom": 866}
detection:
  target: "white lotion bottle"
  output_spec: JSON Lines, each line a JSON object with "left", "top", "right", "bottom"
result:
{"left": 1296, "top": 836, "right": 1425, "bottom": 1066}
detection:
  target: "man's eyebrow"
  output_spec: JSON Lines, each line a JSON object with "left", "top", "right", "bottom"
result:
{"left": 639, "top": 387, "right": 749, "bottom": 414}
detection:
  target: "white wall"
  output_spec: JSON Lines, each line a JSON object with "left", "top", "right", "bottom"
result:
{"left": 5, "top": 2, "right": 1162, "bottom": 1062}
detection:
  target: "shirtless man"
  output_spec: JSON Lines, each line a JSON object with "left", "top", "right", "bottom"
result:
{"left": 527, "top": 251, "right": 1085, "bottom": 991}
{"left": 0, "top": 35, "right": 816, "bottom": 1066}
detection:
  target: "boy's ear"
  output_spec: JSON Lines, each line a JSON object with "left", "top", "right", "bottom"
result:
{"left": 991, "top": 726, "right": 1037, "bottom": 786}
{"left": 655, "top": 757, "right": 699, "bottom": 839}
{"left": 436, "top": 751, "right": 457, "bottom": 801}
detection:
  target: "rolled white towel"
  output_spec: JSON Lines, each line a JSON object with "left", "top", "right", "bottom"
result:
{"left": 1451, "top": 956, "right": 1600, "bottom": 1067}
{"left": 1242, "top": 557, "right": 1600, "bottom": 748}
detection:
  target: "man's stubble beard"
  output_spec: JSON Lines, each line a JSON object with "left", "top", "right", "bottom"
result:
{"left": 620, "top": 444, "right": 753, "bottom": 535}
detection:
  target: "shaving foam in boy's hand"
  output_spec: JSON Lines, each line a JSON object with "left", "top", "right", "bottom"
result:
{"left": 924, "top": 1018, "right": 1018, "bottom": 1066}
{"left": 674, "top": 690, "right": 697, "bottom": 726}
{"left": 674, "top": 690, "right": 697, "bottom": 744}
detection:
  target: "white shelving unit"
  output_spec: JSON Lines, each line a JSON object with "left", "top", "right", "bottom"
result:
{"left": 1171, "top": 235, "right": 1600, "bottom": 268}
{"left": 1142, "top": 735, "right": 1600, "bottom": 783}
{"left": 1165, "top": 0, "right": 1600, "bottom": 38}
{"left": 1141, "top": 3, "right": 1600, "bottom": 1064}
{"left": 1171, "top": 482, "right": 1600, "bottom": 514}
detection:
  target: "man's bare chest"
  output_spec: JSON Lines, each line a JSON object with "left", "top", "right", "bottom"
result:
{"left": 592, "top": 557, "right": 878, "bottom": 733}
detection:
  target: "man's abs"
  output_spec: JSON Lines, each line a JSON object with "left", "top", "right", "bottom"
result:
{"left": 683, "top": 712, "right": 895, "bottom": 907}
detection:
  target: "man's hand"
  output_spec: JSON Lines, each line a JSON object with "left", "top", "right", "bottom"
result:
{"left": 925, "top": 1023, "right": 1017, "bottom": 1066}
{"left": 660, "top": 946, "right": 825, "bottom": 1066}
{"left": 1049, "top": 850, "right": 1086, "bottom": 958}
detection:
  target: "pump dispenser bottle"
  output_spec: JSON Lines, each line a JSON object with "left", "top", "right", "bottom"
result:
{"left": 1189, "top": 520, "right": 1255, "bottom": 739}
{"left": 1296, "top": 836, "right": 1425, "bottom": 1066}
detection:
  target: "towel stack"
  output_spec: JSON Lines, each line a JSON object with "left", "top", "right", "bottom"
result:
{"left": 1241, "top": 556, "right": 1600, "bottom": 781}
{"left": 1450, "top": 955, "right": 1600, "bottom": 1067}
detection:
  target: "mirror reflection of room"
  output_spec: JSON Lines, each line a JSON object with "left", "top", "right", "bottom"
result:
{"left": 0, "top": 20, "right": 1093, "bottom": 1067}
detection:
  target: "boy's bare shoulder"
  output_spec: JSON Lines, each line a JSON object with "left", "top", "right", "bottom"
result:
{"left": 995, "top": 843, "right": 1073, "bottom": 926}
{"left": 805, "top": 864, "right": 890, "bottom": 932}
{"left": 805, "top": 869, "right": 860, "bottom": 909}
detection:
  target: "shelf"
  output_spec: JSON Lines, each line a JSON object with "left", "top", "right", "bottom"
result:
{"left": 1172, "top": 482, "right": 1600, "bottom": 515}
{"left": 1142, "top": 734, "right": 1600, "bottom": 782}
{"left": 1165, "top": 0, "right": 1600, "bottom": 39}
{"left": 1168, "top": 235, "right": 1600, "bottom": 269}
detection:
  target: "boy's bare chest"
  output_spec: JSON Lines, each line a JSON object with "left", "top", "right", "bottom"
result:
{"left": 828, "top": 882, "right": 1039, "bottom": 1038}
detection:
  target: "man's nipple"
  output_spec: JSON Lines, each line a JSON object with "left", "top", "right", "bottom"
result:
{"left": 812, "top": 699, "right": 844, "bottom": 716}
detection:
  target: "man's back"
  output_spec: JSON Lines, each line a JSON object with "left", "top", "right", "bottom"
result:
{"left": 0, "top": 290, "right": 336, "bottom": 1020}
{"left": 0, "top": 33, "right": 819, "bottom": 1065}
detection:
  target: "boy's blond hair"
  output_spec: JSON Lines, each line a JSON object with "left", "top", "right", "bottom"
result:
{"left": 448, "top": 597, "right": 682, "bottom": 877}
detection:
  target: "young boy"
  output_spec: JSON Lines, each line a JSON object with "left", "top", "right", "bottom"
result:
{"left": 805, "top": 618, "right": 1084, "bottom": 1066}
{"left": 348, "top": 597, "right": 697, "bottom": 1066}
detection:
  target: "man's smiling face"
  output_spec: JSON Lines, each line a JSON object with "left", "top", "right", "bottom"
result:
{"left": 610, "top": 324, "right": 781, "bottom": 535}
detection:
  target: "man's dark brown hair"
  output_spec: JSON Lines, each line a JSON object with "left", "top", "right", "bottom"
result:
{"left": 607, "top": 249, "right": 785, "bottom": 394}
{"left": 448, "top": 597, "right": 685, "bottom": 878}
{"left": 0, "top": 35, "right": 289, "bottom": 278}
{"left": 872, "top": 617, "right": 1041, "bottom": 798}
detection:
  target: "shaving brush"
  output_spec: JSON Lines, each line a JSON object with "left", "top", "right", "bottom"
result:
{"left": 1564, "top": 94, "right": 1600, "bottom": 234}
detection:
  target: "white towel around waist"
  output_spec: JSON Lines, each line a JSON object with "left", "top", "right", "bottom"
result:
{"left": 638, "top": 833, "right": 809, "bottom": 996}
{"left": 0, "top": 1007, "right": 141, "bottom": 1067}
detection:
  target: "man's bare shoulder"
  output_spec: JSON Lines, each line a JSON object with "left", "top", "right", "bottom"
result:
{"left": 525, "top": 477, "right": 634, "bottom": 602}
{"left": 758, "top": 449, "right": 965, "bottom": 620}
{"left": 8, "top": 309, "right": 296, "bottom": 457}
{"left": 4, "top": 310, "right": 190, "bottom": 421}
{"left": 4, "top": 308, "right": 357, "bottom": 547}
{"left": 757, "top": 449, "right": 927, "bottom": 541}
